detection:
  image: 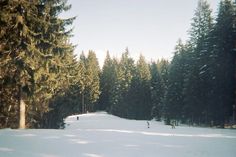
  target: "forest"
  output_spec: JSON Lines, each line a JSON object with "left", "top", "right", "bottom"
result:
{"left": 0, "top": 0, "right": 236, "bottom": 129}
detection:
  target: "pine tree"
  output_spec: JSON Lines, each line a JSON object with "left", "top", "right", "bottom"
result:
{"left": 0, "top": 0, "right": 46, "bottom": 128}
{"left": 164, "top": 40, "right": 188, "bottom": 124}
{"left": 74, "top": 51, "right": 100, "bottom": 113}
{"left": 207, "top": 0, "right": 236, "bottom": 126}
{"left": 85, "top": 50, "right": 100, "bottom": 112}
{"left": 132, "top": 55, "right": 151, "bottom": 119}
{"left": 108, "top": 58, "right": 121, "bottom": 115}
{"left": 0, "top": 0, "right": 75, "bottom": 128}
{"left": 157, "top": 59, "right": 169, "bottom": 92}
{"left": 98, "top": 51, "right": 114, "bottom": 111}
{"left": 189, "top": 0, "right": 213, "bottom": 47}
{"left": 150, "top": 62, "right": 164, "bottom": 120}
{"left": 78, "top": 52, "right": 87, "bottom": 113}
{"left": 183, "top": 0, "right": 213, "bottom": 125}
{"left": 32, "top": 0, "right": 76, "bottom": 128}
{"left": 110, "top": 48, "right": 135, "bottom": 117}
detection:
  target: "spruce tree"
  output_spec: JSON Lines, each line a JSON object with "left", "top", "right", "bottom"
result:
{"left": 133, "top": 55, "right": 151, "bottom": 119}
{"left": 99, "top": 51, "right": 114, "bottom": 111}
{"left": 0, "top": 0, "right": 75, "bottom": 128}
{"left": 208, "top": 0, "right": 236, "bottom": 126}
{"left": 164, "top": 40, "right": 187, "bottom": 124}
{"left": 85, "top": 50, "right": 100, "bottom": 112}
{"left": 183, "top": 0, "right": 213, "bottom": 125}
{"left": 0, "top": 0, "right": 45, "bottom": 128}
{"left": 150, "top": 62, "right": 164, "bottom": 121}
{"left": 110, "top": 49, "right": 135, "bottom": 117}
{"left": 32, "top": 0, "right": 76, "bottom": 128}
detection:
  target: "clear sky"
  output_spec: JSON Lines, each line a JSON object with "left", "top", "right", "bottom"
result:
{"left": 62, "top": 0, "right": 221, "bottom": 66}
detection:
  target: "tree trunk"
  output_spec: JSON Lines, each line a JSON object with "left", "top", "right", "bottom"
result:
{"left": 18, "top": 85, "right": 26, "bottom": 129}
{"left": 82, "top": 92, "right": 84, "bottom": 113}
{"left": 19, "top": 99, "right": 26, "bottom": 129}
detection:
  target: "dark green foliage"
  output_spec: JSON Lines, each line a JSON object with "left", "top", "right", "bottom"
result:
{"left": 84, "top": 51, "right": 100, "bottom": 112}
{"left": 127, "top": 55, "right": 152, "bottom": 120}
{"left": 98, "top": 51, "right": 115, "bottom": 111}
{"left": 135, "top": 55, "right": 152, "bottom": 119}
{"left": 0, "top": 0, "right": 77, "bottom": 128}
{"left": 165, "top": 0, "right": 236, "bottom": 127}
{"left": 157, "top": 60, "right": 169, "bottom": 90}
{"left": 99, "top": 50, "right": 168, "bottom": 120}
{"left": 164, "top": 40, "right": 187, "bottom": 123}
{"left": 206, "top": 0, "right": 236, "bottom": 126}
{"left": 150, "top": 62, "right": 165, "bottom": 120}
{"left": 109, "top": 49, "right": 135, "bottom": 118}
{"left": 183, "top": 0, "right": 213, "bottom": 125}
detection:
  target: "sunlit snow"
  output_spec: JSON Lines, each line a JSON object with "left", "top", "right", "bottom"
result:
{"left": 1, "top": 112, "right": 236, "bottom": 157}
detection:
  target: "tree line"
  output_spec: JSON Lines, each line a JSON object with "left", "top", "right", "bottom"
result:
{"left": 98, "top": 49, "right": 169, "bottom": 121}
{"left": 98, "top": 0, "right": 236, "bottom": 127}
{"left": 0, "top": 0, "right": 235, "bottom": 129}
{"left": 164, "top": 0, "right": 236, "bottom": 127}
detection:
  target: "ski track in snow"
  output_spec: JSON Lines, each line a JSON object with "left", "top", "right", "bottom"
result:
{"left": 75, "top": 128, "right": 236, "bottom": 139}
{"left": 0, "top": 112, "right": 236, "bottom": 157}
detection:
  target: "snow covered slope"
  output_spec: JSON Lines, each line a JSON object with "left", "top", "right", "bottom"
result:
{"left": 1, "top": 112, "right": 236, "bottom": 157}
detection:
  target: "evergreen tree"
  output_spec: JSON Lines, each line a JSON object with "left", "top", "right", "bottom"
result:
{"left": 34, "top": 0, "right": 76, "bottom": 128}
{"left": 110, "top": 48, "right": 135, "bottom": 117}
{"left": 85, "top": 50, "right": 100, "bottom": 112}
{"left": 164, "top": 40, "right": 187, "bottom": 124}
{"left": 0, "top": 0, "right": 75, "bottom": 128}
{"left": 157, "top": 59, "right": 169, "bottom": 92}
{"left": 150, "top": 62, "right": 164, "bottom": 120}
{"left": 76, "top": 51, "right": 101, "bottom": 113}
{"left": 207, "top": 0, "right": 236, "bottom": 126}
{"left": 183, "top": 0, "right": 213, "bottom": 125}
{"left": 132, "top": 55, "right": 151, "bottom": 119}
{"left": 0, "top": 0, "right": 46, "bottom": 128}
{"left": 108, "top": 58, "right": 121, "bottom": 114}
{"left": 78, "top": 52, "right": 87, "bottom": 113}
{"left": 189, "top": 0, "right": 213, "bottom": 47}
{"left": 98, "top": 51, "right": 114, "bottom": 111}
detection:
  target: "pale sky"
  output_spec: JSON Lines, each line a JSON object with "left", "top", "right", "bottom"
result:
{"left": 62, "top": 0, "right": 221, "bottom": 66}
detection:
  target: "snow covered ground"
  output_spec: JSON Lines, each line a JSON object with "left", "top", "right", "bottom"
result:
{"left": 0, "top": 112, "right": 236, "bottom": 157}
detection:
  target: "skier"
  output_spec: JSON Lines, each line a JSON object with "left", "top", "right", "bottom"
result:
{"left": 77, "top": 116, "right": 79, "bottom": 120}
{"left": 171, "top": 120, "right": 175, "bottom": 129}
{"left": 147, "top": 121, "right": 150, "bottom": 128}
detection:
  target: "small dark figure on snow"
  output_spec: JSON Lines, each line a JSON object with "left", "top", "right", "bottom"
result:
{"left": 147, "top": 121, "right": 150, "bottom": 128}
{"left": 171, "top": 121, "right": 175, "bottom": 129}
{"left": 77, "top": 116, "right": 79, "bottom": 120}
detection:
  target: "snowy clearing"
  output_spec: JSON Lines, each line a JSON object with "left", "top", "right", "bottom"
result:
{"left": 1, "top": 112, "right": 236, "bottom": 157}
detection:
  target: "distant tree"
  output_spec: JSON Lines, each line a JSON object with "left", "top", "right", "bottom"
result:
{"left": 108, "top": 58, "right": 121, "bottom": 114}
{"left": 183, "top": 0, "right": 213, "bottom": 125}
{"left": 85, "top": 51, "right": 101, "bottom": 112}
{"left": 77, "top": 51, "right": 100, "bottom": 113}
{"left": 164, "top": 40, "right": 188, "bottom": 123}
{"left": 150, "top": 62, "right": 164, "bottom": 120}
{"left": 157, "top": 59, "right": 169, "bottom": 92}
{"left": 110, "top": 48, "right": 135, "bottom": 117}
{"left": 98, "top": 51, "right": 114, "bottom": 111}
{"left": 156, "top": 59, "right": 169, "bottom": 119}
{"left": 78, "top": 52, "right": 87, "bottom": 113}
{"left": 136, "top": 55, "right": 152, "bottom": 119}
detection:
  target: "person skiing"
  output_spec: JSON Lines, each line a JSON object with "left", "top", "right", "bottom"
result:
{"left": 147, "top": 121, "right": 150, "bottom": 128}
{"left": 171, "top": 120, "right": 175, "bottom": 129}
